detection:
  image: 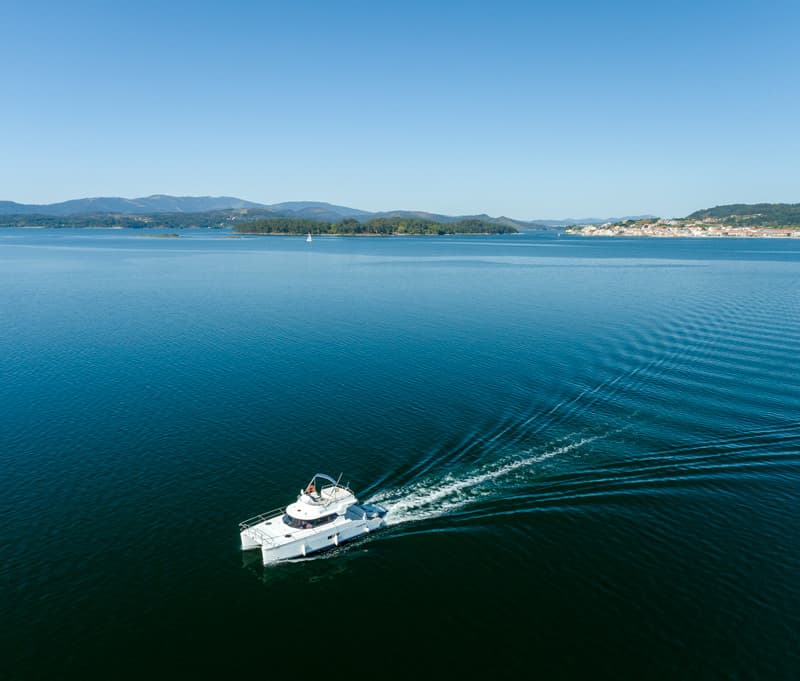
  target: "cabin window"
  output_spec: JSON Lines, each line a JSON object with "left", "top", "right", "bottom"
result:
{"left": 313, "top": 514, "right": 337, "bottom": 527}
{"left": 282, "top": 514, "right": 305, "bottom": 529}
{"left": 282, "top": 513, "right": 337, "bottom": 529}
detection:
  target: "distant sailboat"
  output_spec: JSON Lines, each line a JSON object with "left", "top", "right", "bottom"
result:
{"left": 306, "top": 233, "right": 313, "bottom": 243}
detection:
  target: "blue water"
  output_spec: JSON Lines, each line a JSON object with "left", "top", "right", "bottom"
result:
{"left": 2, "top": 229, "right": 799, "bottom": 678}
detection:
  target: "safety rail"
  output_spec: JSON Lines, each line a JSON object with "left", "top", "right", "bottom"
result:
{"left": 247, "top": 526, "right": 276, "bottom": 547}
{"left": 239, "top": 507, "right": 284, "bottom": 531}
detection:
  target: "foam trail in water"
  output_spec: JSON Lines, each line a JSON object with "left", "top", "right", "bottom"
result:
{"left": 368, "top": 434, "right": 603, "bottom": 527}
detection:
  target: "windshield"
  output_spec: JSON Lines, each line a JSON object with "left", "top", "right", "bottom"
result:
{"left": 283, "top": 513, "right": 337, "bottom": 530}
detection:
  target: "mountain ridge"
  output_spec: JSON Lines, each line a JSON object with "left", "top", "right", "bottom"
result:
{"left": 0, "top": 195, "right": 548, "bottom": 228}
{"left": 5, "top": 195, "right": 782, "bottom": 228}
{"left": 0, "top": 195, "right": 265, "bottom": 216}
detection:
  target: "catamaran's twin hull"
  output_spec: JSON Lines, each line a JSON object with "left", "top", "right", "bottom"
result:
{"left": 259, "top": 516, "right": 384, "bottom": 564}
{"left": 241, "top": 512, "right": 386, "bottom": 565}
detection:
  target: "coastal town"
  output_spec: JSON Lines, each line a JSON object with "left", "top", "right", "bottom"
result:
{"left": 566, "top": 217, "right": 800, "bottom": 238}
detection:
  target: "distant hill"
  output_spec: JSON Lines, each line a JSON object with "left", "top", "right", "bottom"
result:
{"left": 686, "top": 203, "right": 800, "bottom": 227}
{"left": 0, "top": 194, "right": 550, "bottom": 229}
{"left": 19, "top": 195, "right": 798, "bottom": 229}
{"left": 0, "top": 195, "right": 266, "bottom": 216}
{"left": 266, "top": 201, "right": 372, "bottom": 221}
{"left": 372, "top": 211, "right": 539, "bottom": 230}
{"left": 0, "top": 194, "right": 677, "bottom": 230}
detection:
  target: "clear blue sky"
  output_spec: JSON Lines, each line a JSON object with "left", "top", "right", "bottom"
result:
{"left": 2, "top": 0, "right": 798, "bottom": 218}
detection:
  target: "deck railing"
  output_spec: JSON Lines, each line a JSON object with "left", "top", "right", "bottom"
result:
{"left": 238, "top": 507, "right": 284, "bottom": 531}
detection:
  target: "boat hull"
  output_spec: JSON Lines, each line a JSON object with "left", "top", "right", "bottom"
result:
{"left": 240, "top": 533, "right": 262, "bottom": 551}
{"left": 259, "top": 516, "right": 385, "bottom": 564}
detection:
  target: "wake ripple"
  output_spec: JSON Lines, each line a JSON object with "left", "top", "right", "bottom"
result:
{"left": 365, "top": 278, "right": 800, "bottom": 534}
{"left": 367, "top": 435, "right": 604, "bottom": 527}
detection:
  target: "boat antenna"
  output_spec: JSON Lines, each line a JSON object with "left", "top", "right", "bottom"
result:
{"left": 334, "top": 472, "right": 343, "bottom": 490}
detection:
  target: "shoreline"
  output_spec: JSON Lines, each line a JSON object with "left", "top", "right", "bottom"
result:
{"left": 1, "top": 226, "right": 513, "bottom": 237}
{"left": 566, "top": 226, "right": 800, "bottom": 239}
{"left": 567, "top": 232, "right": 800, "bottom": 239}
{"left": 232, "top": 231, "right": 512, "bottom": 237}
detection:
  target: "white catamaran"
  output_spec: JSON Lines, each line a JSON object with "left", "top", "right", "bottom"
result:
{"left": 239, "top": 473, "right": 387, "bottom": 565}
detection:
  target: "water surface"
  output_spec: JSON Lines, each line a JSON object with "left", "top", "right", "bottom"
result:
{"left": 2, "top": 229, "right": 798, "bottom": 678}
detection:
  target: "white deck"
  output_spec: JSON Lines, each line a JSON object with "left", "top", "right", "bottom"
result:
{"left": 242, "top": 511, "right": 347, "bottom": 547}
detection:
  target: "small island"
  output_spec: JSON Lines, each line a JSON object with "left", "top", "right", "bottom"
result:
{"left": 566, "top": 203, "right": 800, "bottom": 238}
{"left": 232, "top": 217, "right": 517, "bottom": 236}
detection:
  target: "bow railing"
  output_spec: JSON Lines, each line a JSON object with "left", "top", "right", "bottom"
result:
{"left": 239, "top": 507, "right": 284, "bottom": 532}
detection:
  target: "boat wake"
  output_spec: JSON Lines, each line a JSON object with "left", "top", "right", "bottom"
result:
{"left": 366, "top": 434, "right": 606, "bottom": 527}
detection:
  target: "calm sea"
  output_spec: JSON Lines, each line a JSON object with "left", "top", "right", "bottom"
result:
{"left": 2, "top": 229, "right": 798, "bottom": 679}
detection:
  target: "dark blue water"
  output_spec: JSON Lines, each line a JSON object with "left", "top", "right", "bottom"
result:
{"left": 2, "top": 229, "right": 799, "bottom": 679}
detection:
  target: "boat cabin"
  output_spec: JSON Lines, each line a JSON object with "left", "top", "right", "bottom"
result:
{"left": 282, "top": 473, "right": 355, "bottom": 529}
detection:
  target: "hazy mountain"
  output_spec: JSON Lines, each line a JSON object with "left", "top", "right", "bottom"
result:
{"left": 371, "top": 211, "right": 542, "bottom": 230}
{"left": 0, "top": 194, "right": 651, "bottom": 229}
{"left": 266, "top": 201, "right": 372, "bottom": 221}
{"left": 3, "top": 195, "right": 796, "bottom": 231}
{"left": 0, "top": 195, "right": 267, "bottom": 216}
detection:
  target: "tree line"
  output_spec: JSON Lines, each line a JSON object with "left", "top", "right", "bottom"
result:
{"left": 0, "top": 212, "right": 518, "bottom": 234}
{"left": 687, "top": 203, "right": 800, "bottom": 227}
{"left": 233, "top": 217, "right": 517, "bottom": 235}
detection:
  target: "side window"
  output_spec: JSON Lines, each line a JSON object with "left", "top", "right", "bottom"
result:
{"left": 284, "top": 513, "right": 338, "bottom": 529}
{"left": 283, "top": 514, "right": 306, "bottom": 529}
